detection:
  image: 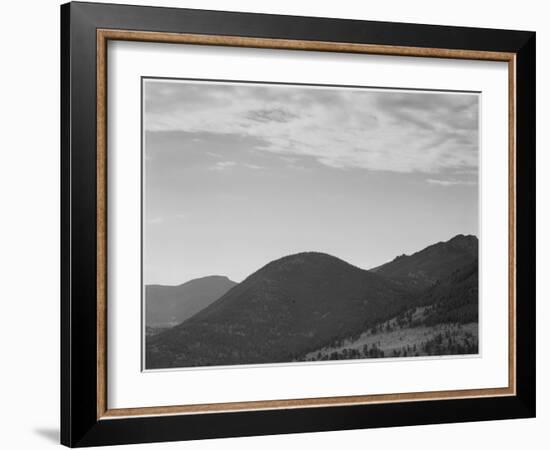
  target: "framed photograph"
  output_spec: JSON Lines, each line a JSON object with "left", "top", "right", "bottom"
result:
{"left": 61, "top": 2, "right": 536, "bottom": 447}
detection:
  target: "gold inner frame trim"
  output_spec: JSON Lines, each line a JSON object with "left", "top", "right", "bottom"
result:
{"left": 96, "top": 28, "right": 517, "bottom": 420}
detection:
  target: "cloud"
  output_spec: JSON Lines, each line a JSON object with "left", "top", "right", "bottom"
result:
{"left": 246, "top": 108, "right": 298, "bottom": 123}
{"left": 426, "top": 178, "right": 477, "bottom": 187}
{"left": 210, "top": 161, "right": 237, "bottom": 171}
{"left": 209, "top": 161, "right": 263, "bottom": 171}
{"left": 144, "top": 80, "right": 479, "bottom": 174}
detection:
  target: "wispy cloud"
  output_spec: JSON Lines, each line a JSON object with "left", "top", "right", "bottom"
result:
{"left": 145, "top": 81, "right": 479, "bottom": 174}
{"left": 210, "top": 161, "right": 237, "bottom": 171}
{"left": 210, "top": 161, "right": 263, "bottom": 171}
{"left": 426, "top": 178, "right": 477, "bottom": 187}
{"left": 243, "top": 163, "right": 263, "bottom": 170}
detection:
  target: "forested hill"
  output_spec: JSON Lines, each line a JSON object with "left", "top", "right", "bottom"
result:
{"left": 146, "top": 235, "right": 479, "bottom": 369}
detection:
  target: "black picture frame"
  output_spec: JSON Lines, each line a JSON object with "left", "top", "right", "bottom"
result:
{"left": 61, "top": 2, "right": 536, "bottom": 447}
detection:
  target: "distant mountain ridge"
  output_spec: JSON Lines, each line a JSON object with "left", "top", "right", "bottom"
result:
{"left": 146, "top": 275, "right": 237, "bottom": 328}
{"left": 371, "top": 234, "right": 478, "bottom": 289}
{"left": 146, "top": 234, "right": 479, "bottom": 369}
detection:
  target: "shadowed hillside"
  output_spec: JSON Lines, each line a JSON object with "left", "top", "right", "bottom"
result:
{"left": 416, "top": 260, "right": 479, "bottom": 325}
{"left": 300, "top": 259, "right": 479, "bottom": 361}
{"left": 371, "top": 234, "right": 478, "bottom": 289}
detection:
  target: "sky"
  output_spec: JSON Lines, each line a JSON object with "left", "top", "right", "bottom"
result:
{"left": 143, "top": 79, "right": 479, "bottom": 285}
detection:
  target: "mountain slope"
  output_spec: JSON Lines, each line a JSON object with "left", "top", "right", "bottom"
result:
{"left": 146, "top": 275, "right": 237, "bottom": 328}
{"left": 146, "top": 253, "right": 412, "bottom": 368}
{"left": 146, "top": 235, "right": 479, "bottom": 369}
{"left": 300, "top": 259, "right": 479, "bottom": 361}
{"left": 371, "top": 234, "right": 478, "bottom": 289}
{"left": 416, "top": 259, "right": 479, "bottom": 325}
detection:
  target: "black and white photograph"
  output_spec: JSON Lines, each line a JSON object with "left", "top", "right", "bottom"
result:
{"left": 143, "top": 79, "right": 480, "bottom": 370}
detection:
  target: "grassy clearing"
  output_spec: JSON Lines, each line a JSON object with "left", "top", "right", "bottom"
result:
{"left": 301, "top": 311, "right": 478, "bottom": 361}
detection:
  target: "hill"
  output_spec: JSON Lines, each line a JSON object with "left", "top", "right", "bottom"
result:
{"left": 145, "top": 275, "right": 237, "bottom": 328}
{"left": 415, "top": 260, "right": 479, "bottom": 325}
{"left": 370, "top": 234, "right": 478, "bottom": 289}
{"left": 299, "top": 260, "right": 479, "bottom": 361}
{"left": 145, "top": 235, "right": 479, "bottom": 369}
{"left": 146, "top": 253, "right": 410, "bottom": 368}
